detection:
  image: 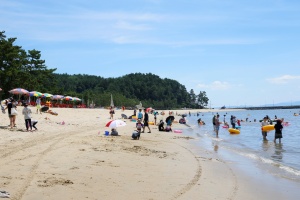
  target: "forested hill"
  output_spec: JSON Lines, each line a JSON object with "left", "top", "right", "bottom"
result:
{"left": 53, "top": 73, "right": 191, "bottom": 109}
{"left": 1, "top": 31, "right": 208, "bottom": 109}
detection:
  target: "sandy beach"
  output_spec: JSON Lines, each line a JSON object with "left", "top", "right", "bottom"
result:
{"left": 0, "top": 107, "right": 298, "bottom": 200}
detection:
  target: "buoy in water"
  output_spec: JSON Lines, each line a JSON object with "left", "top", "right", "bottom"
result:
{"left": 261, "top": 125, "right": 275, "bottom": 132}
{"left": 228, "top": 128, "right": 240, "bottom": 134}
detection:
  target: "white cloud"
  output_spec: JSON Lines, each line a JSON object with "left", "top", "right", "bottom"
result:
{"left": 267, "top": 75, "right": 300, "bottom": 84}
{"left": 197, "top": 81, "right": 231, "bottom": 90}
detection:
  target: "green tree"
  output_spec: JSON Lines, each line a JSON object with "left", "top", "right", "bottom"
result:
{"left": 189, "top": 89, "right": 196, "bottom": 108}
{"left": 0, "top": 31, "right": 56, "bottom": 99}
{"left": 197, "top": 91, "right": 209, "bottom": 108}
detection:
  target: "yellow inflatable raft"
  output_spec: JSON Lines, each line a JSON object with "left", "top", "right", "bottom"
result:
{"left": 261, "top": 125, "right": 275, "bottom": 132}
{"left": 228, "top": 128, "right": 240, "bottom": 134}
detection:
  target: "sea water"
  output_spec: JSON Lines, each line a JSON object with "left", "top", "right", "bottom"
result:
{"left": 182, "top": 108, "right": 300, "bottom": 182}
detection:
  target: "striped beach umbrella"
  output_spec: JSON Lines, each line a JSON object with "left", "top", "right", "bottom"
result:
{"left": 72, "top": 97, "right": 81, "bottom": 102}
{"left": 9, "top": 88, "right": 29, "bottom": 95}
{"left": 42, "top": 93, "right": 53, "bottom": 98}
{"left": 51, "top": 95, "right": 64, "bottom": 100}
{"left": 28, "top": 91, "right": 43, "bottom": 97}
{"left": 64, "top": 96, "right": 73, "bottom": 101}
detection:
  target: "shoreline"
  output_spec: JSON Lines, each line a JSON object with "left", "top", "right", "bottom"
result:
{"left": 0, "top": 107, "right": 298, "bottom": 199}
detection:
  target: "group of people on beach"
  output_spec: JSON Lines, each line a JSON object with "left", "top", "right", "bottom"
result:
{"left": 131, "top": 108, "right": 152, "bottom": 139}
{"left": 1, "top": 97, "right": 39, "bottom": 131}
{"left": 131, "top": 108, "right": 176, "bottom": 139}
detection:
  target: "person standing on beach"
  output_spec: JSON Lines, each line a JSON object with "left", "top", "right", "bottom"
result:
{"left": 153, "top": 109, "right": 158, "bottom": 125}
{"left": 274, "top": 120, "right": 283, "bottom": 143}
{"left": 142, "top": 108, "right": 151, "bottom": 133}
{"left": 109, "top": 106, "right": 114, "bottom": 119}
{"left": 214, "top": 114, "right": 220, "bottom": 136}
{"left": 5, "top": 98, "right": 16, "bottom": 128}
{"left": 261, "top": 117, "right": 269, "bottom": 141}
{"left": 22, "top": 103, "right": 32, "bottom": 132}
{"left": 36, "top": 97, "right": 42, "bottom": 114}
{"left": 137, "top": 109, "right": 143, "bottom": 121}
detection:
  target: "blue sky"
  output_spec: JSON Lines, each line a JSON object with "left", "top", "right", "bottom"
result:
{"left": 1, "top": 0, "right": 300, "bottom": 107}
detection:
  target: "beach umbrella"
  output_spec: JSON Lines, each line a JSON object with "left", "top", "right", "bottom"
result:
{"left": 9, "top": 88, "right": 29, "bottom": 95}
{"left": 64, "top": 96, "right": 73, "bottom": 101}
{"left": 146, "top": 107, "right": 152, "bottom": 112}
{"left": 51, "top": 95, "right": 64, "bottom": 100}
{"left": 42, "top": 93, "right": 53, "bottom": 98}
{"left": 72, "top": 97, "right": 81, "bottom": 102}
{"left": 105, "top": 120, "right": 126, "bottom": 128}
{"left": 28, "top": 91, "right": 43, "bottom": 97}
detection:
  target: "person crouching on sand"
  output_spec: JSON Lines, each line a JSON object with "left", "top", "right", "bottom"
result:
{"left": 31, "top": 119, "right": 38, "bottom": 130}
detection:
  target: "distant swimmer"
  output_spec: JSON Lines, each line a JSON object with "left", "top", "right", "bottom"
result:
{"left": 197, "top": 118, "right": 205, "bottom": 125}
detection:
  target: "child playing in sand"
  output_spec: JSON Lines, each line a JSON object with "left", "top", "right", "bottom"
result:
{"left": 31, "top": 119, "right": 38, "bottom": 130}
{"left": 110, "top": 128, "right": 118, "bottom": 136}
{"left": 136, "top": 119, "right": 143, "bottom": 133}
{"left": 133, "top": 119, "right": 143, "bottom": 140}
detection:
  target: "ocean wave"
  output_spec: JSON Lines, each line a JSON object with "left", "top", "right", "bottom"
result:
{"left": 235, "top": 151, "right": 300, "bottom": 177}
